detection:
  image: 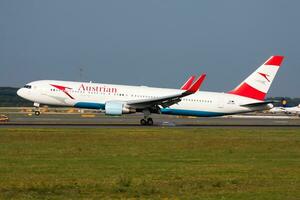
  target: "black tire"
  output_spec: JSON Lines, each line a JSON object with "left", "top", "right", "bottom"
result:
{"left": 34, "top": 111, "right": 40, "bottom": 116}
{"left": 140, "top": 119, "right": 147, "bottom": 125}
{"left": 147, "top": 118, "right": 153, "bottom": 126}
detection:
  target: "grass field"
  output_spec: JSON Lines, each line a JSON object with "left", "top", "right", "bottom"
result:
{"left": 0, "top": 127, "right": 299, "bottom": 199}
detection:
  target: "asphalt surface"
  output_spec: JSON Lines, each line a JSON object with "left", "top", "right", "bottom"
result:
{"left": 1, "top": 112, "right": 300, "bottom": 128}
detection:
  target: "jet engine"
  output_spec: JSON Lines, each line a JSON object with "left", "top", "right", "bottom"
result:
{"left": 105, "top": 101, "right": 136, "bottom": 115}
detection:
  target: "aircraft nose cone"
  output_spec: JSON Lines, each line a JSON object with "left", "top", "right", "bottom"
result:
{"left": 17, "top": 88, "right": 24, "bottom": 98}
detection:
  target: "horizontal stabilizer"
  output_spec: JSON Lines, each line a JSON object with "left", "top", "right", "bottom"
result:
{"left": 240, "top": 100, "right": 277, "bottom": 107}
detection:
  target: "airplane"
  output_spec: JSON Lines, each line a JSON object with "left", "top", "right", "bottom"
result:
{"left": 269, "top": 104, "right": 300, "bottom": 116}
{"left": 268, "top": 106, "right": 284, "bottom": 114}
{"left": 284, "top": 105, "right": 300, "bottom": 116}
{"left": 17, "top": 55, "right": 284, "bottom": 125}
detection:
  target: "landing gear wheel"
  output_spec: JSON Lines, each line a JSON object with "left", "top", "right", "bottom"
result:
{"left": 34, "top": 111, "right": 41, "bottom": 116}
{"left": 140, "top": 119, "right": 147, "bottom": 125}
{"left": 147, "top": 118, "right": 153, "bottom": 126}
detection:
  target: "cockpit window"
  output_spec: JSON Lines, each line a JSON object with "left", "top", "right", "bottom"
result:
{"left": 24, "top": 85, "right": 32, "bottom": 89}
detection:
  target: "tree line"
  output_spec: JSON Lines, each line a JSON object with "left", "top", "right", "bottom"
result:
{"left": 0, "top": 87, "right": 299, "bottom": 107}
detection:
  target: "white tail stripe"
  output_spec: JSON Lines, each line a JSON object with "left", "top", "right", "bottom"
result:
{"left": 244, "top": 65, "right": 280, "bottom": 93}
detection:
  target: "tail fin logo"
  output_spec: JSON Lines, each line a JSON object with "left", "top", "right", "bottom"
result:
{"left": 228, "top": 55, "right": 284, "bottom": 101}
{"left": 258, "top": 72, "right": 270, "bottom": 82}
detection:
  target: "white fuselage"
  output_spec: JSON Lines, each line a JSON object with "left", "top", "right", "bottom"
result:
{"left": 284, "top": 106, "right": 300, "bottom": 115}
{"left": 17, "top": 80, "right": 269, "bottom": 117}
{"left": 269, "top": 105, "right": 300, "bottom": 116}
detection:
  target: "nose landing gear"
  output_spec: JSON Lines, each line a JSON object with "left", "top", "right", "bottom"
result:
{"left": 33, "top": 102, "right": 41, "bottom": 116}
{"left": 34, "top": 110, "right": 41, "bottom": 116}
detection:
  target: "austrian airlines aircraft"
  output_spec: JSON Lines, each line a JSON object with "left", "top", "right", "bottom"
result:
{"left": 17, "top": 56, "right": 284, "bottom": 125}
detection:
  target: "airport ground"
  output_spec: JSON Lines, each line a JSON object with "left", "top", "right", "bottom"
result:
{"left": 0, "top": 108, "right": 299, "bottom": 199}
{"left": 1, "top": 107, "right": 300, "bottom": 127}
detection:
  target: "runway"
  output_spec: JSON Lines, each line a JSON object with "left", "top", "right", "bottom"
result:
{"left": 1, "top": 112, "right": 300, "bottom": 128}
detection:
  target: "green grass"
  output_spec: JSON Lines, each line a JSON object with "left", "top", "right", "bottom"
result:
{"left": 0, "top": 128, "right": 299, "bottom": 199}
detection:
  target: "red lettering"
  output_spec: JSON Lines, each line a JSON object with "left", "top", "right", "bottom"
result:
{"left": 78, "top": 84, "right": 117, "bottom": 93}
{"left": 78, "top": 84, "right": 85, "bottom": 91}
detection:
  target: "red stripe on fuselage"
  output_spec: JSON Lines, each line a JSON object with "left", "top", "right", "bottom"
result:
{"left": 228, "top": 83, "right": 266, "bottom": 100}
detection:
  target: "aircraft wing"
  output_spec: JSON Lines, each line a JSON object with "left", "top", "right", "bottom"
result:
{"left": 127, "top": 74, "right": 206, "bottom": 109}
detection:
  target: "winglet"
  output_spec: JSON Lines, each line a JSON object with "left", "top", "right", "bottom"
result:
{"left": 187, "top": 74, "right": 206, "bottom": 93}
{"left": 181, "top": 75, "right": 196, "bottom": 90}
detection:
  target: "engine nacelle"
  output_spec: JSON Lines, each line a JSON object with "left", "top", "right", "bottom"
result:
{"left": 105, "top": 101, "right": 136, "bottom": 115}
{"left": 267, "top": 103, "right": 274, "bottom": 109}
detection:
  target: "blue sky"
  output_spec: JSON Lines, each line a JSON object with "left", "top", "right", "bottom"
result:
{"left": 0, "top": 0, "right": 299, "bottom": 97}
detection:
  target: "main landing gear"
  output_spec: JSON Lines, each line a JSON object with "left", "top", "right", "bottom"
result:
{"left": 33, "top": 102, "right": 41, "bottom": 116}
{"left": 140, "top": 109, "right": 154, "bottom": 126}
{"left": 140, "top": 117, "right": 153, "bottom": 126}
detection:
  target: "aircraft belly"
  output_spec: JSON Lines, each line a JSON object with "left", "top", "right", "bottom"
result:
{"left": 164, "top": 102, "right": 249, "bottom": 117}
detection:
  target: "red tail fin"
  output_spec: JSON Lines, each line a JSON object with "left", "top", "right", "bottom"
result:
{"left": 228, "top": 56, "right": 284, "bottom": 100}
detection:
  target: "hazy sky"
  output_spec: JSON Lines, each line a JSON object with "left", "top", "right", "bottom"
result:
{"left": 0, "top": 0, "right": 299, "bottom": 97}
